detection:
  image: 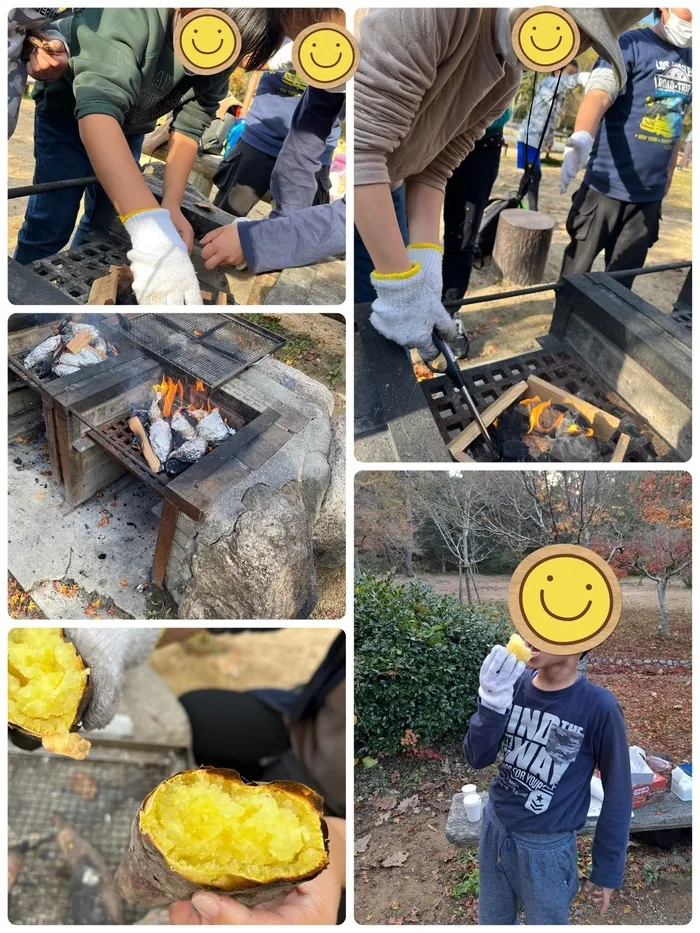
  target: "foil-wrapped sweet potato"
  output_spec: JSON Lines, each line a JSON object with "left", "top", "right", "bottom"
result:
{"left": 115, "top": 768, "right": 330, "bottom": 907}
{"left": 8, "top": 628, "right": 91, "bottom": 759}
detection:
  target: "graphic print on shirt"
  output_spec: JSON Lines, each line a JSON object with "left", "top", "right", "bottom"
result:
{"left": 496, "top": 704, "right": 584, "bottom": 815}
{"left": 639, "top": 61, "right": 692, "bottom": 143}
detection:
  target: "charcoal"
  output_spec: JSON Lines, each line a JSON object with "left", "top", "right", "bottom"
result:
{"left": 164, "top": 458, "right": 194, "bottom": 477}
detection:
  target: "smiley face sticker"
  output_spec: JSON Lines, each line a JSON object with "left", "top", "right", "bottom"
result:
{"left": 174, "top": 9, "right": 241, "bottom": 76}
{"left": 292, "top": 23, "right": 360, "bottom": 90}
{"left": 511, "top": 6, "right": 580, "bottom": 73}
{"left": 508, "top": 544, "right": 622, "bottom": 655}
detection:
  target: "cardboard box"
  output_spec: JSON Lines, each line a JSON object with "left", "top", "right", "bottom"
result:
{"left": 632, "top": 772, "right": 668, "bottom": 809}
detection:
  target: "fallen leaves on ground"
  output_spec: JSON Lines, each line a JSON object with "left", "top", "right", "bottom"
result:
{"left": 356, "top": 833, "right": 372, "bottom": 855}
{"left": 8, "top": 576, "right": 42, "bottom": 619}
{"left": 383, "top": 851, "right": 409, "bottom": 868}
{"left": 52, "top": 581, "right": 79, "bottom": 598}
{"left": 85, "top": 598, "right": 103, "bottom": 617}
{"left": 119, "top": 578, "right": 129, "bottom": 587}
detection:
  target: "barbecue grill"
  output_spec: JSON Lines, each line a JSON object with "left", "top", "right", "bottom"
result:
{"left": 8, "top": 312, "right": 306, "bottom": 591}
{"left": 9, "top": 744, "right": 189, "bottom": 925}
{"left": 107, "top": 312, "right": 285, "bottom": 388}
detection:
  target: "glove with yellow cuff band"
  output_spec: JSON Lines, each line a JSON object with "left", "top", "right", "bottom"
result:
{"left": 370, "top": 259, "right": 457, "bottom": 362}
{"left": 122, "top": 208, "right": 202, "bottom": 305}
{"left": 407, "top": 243, "right": 443, "bottom": 297}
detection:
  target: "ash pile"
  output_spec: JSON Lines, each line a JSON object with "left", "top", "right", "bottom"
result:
{"left": 135, "top": 377, "right": 236, "bottom": 477}
{"left": 22, "top": 319, "right": 118, "bottom": 379}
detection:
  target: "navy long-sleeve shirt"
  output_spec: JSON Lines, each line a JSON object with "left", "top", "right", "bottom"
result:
{"left": 237, "top": 87, "right": 346, "bottom": 274}
{"left": 464, "top": 673, "right": 632, "bottom": 889}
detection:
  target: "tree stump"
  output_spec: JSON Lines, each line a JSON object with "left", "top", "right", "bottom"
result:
{"left": 493, "top": 209, "right": 555, "bottom": 286}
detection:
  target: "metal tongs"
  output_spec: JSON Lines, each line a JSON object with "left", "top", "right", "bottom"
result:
{"left": 427, "top": 331, "right": 500, "bottom": 461}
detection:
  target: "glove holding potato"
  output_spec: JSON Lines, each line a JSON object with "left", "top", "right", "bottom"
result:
{"left": 478, "top": 642, "right": 528, "bottom": 715}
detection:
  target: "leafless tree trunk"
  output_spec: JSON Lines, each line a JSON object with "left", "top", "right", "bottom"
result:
{"left": 403, "top": 479, "right": 415, "bottom": 578}
{"left": 657, "top": 578, "right": 669, "bottom": 635}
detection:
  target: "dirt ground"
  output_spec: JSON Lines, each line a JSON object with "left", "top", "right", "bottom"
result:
{"left": 149, "top": 627, "right": 340, "bottom": 695}
{"left": 457, "top": 145, "right": 692, "bottom": 366}
{"left": 355, "top": 574, "right": 692, "bottom": 925}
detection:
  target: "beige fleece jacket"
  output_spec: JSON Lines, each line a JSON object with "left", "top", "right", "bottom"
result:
{"left": 355, "top": 8, "right": 522, "bottom": 191}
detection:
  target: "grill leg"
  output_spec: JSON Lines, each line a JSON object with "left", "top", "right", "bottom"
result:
{"left": 152, "top": 500, "right": 179, "bottom": 588}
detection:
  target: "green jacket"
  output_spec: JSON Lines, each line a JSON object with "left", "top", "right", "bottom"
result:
{"left": 35, "top": 8, "right": 231, "bottom": 141}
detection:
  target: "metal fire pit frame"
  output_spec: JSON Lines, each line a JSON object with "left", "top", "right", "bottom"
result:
{"left": 422, "top": 344, "right": 664, "bottom": 461}
{"left": 70, "top": 401, "right": 284, "bottom": 587}
{"left": 105, "top": 312, "right": 286, "bottom": 389}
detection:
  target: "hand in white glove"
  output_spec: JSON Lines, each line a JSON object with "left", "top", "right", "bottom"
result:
{"left": 64, "top": 628, "right": 162, "bottom": 730}
{"left": 124, "top": 208, "right": 202, "bottom": 305}
{"left": 478, "top": 645, "right": 526, "bottom": 714}
{"left": 560, "top": 130, "right": 594, "bottom": 194}
{"left": 370, "top": 262, "right": 457, "bottom": 362}
{"left": 407, "top": 243, "right": 443, "bottom": 297}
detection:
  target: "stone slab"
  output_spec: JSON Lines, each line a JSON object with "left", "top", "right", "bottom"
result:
{"left": 445, "top": 791, "right": 692, "bottom": 846}
{"left": 8, "top": 426, "right": 158, "bottom": 619}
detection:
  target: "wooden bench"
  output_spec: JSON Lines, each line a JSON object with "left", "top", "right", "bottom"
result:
{"left": 445, "top": 791, "right": 692, "bottom": 846}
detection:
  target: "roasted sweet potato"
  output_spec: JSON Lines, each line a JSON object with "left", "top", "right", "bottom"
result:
{"left": 8, "top": 628, "right": 91, "bottom": 759}
{"left": 115, "top": 768, "right": 330, "bottom": 907}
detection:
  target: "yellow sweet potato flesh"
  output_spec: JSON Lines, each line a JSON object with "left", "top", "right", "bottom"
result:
{"left": 140, "top": 771, "right": 327, "bottom": 887}
{"left": 8, "top": 628, "right": 89, "bottom": 745}
{"left": 507, "top": 633, "right": 532, "bottom": 663}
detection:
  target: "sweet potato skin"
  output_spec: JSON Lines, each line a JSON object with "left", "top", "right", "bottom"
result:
{"left": 8, "top": 629, "right": 92, "bottom": 759}
{"left": 115, "top": 768, "right": 330, "bottom": 908}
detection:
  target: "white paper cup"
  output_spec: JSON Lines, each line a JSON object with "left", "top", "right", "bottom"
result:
{"left": 463, "top": 793, "right": 482, "bottom": 822}
{"left": 461, "top": 784, "right": 477, "bottom": 795}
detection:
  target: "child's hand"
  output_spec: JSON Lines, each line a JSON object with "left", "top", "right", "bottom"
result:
{"left": 164, "top": 204, "right": 195, "bottom": 253}
{"left": 28, "top": 40, "right": 68, "bottom": 81}
{"left": 478, "top": 646, "right": 525, "bottom": 714}
{"left": 200, "top": 224, "right": 244, "bottom": 270}
{"left": 584, "top": 881, "right": 613, "bottom": 916}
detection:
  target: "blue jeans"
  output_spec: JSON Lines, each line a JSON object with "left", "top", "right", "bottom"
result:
{"left": 354, "top": 184, "right": 409, "bottom": 303}
{"left": 477, "top": 803, "right": 579, "bottom": 925}
{"left": 15, "top": 91, "right": 144, "bottom": 264}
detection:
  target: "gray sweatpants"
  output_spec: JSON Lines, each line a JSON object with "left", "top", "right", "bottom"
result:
{"left": 477, "top": 804, "right": 579, "bottom": 925}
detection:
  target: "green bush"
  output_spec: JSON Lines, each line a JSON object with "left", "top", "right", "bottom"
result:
{"left": 355, "top": 573, "right": 511, "bottom": 756}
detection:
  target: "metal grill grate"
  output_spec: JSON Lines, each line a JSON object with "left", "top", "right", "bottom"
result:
{"left": 28, "top": 233, "right": 133, "bottom": 304}
{"left": 8, "top": 749, "right": 186, "bottom": 925}
{"left": 114, "top": 313, "right": 285, "bottom": 388}
{"left": 422, "top": 348, "right": 666, "bottom": 462}
{"left": 99, "top": 418, "right": 173, "bottom": 489}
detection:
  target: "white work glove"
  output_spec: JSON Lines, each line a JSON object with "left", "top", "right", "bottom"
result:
{"left": 370, "top": 262, "right": 457, "bottom": 362}
{"left": 407, "top": 243, "right": 443, "bottom": 296}
{"left": 478, "top": 645, "right": 526, "bottom": 714}
{"left": 64, "top": 628, "right": 162, "bottom": 730}
{"left": 124, "top": 208, "right": 202, "bottom": 305}
{"left": 560, "top": 130, "right": 594, "bottom": 194}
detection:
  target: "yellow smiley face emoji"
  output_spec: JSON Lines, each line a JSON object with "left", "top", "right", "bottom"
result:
{"left": 508, "top": 544, "right": 622, "bottom": 655}
{"left": 292, "top": 23, "right": 360, "bottom": 89}
{"left": 512, "top": 6, "right": 580, "bottom": 72}
{"left": 175, "top": 9, "right": 241, "bottom": 76}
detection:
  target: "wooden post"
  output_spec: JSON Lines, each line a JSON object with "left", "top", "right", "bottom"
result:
{"left": 493, "top": 209, "right": 555, "bottom": 286}
{"left": 152, "top": 501, "right": 179, "bottom": 588}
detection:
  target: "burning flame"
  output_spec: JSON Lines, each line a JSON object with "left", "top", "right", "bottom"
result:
{"left": 152, "top": 376, "right": 184, "bottom": 418}
{"left": 567, "top": 423, "right": 595, "bottom": 438}
{"left": 151, "top": 375, "right": 215, "bottom": 418}
{"left": 526, "top": 399, "right": 564, "bottom": 435}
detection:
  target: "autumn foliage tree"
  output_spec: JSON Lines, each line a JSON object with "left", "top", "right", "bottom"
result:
{"left": 608, "top": 474, "right": 692, "bottom": 634}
